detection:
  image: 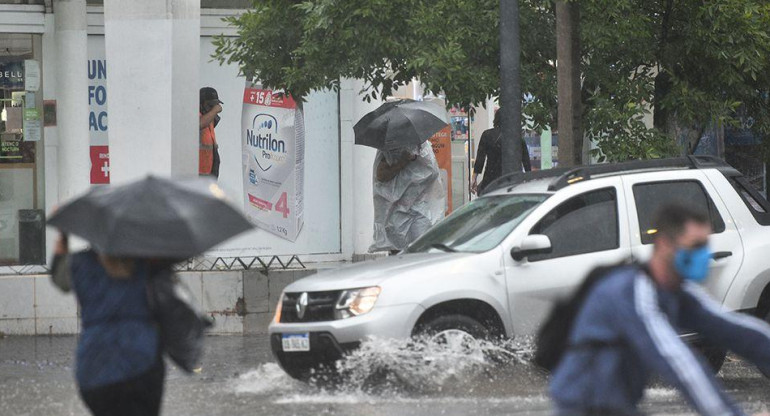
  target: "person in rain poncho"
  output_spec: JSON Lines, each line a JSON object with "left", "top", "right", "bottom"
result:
{"left": 370, "top": 141, "right": 445, "bottom": 253}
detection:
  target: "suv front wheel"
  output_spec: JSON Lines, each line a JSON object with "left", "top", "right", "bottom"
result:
{"left": 414, "top": 314, "right": 492, "bottom": 343}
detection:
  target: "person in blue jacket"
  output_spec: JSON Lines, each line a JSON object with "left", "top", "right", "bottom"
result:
{"left": 51, "top": 233, "right": 165, "bottom": 416}
{"left": 550, "top": 204, "right": 770, "bottom": 416}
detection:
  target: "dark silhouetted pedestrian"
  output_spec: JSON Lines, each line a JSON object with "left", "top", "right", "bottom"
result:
{"left": 471, "top": 109, "right": 531, "bottom": 194}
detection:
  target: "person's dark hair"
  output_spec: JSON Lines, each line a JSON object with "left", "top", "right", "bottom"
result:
{"left": 653, "top": 204, "right": 709, "bottom": 240}
{"left": 493, "top": 109, "right": 501, "bottom": 128}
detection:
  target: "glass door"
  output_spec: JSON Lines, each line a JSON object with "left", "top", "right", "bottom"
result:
{"left": 0, "top": 33, "right": 44, "bottom": 265}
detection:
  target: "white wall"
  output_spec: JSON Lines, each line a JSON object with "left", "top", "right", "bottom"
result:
{"left": 339, "top": 78, "right": 379, "bottom": 255}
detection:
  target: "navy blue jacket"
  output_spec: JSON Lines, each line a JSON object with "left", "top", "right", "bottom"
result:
{"left": 70, "top": 251, "right": 160, "bottom": 391}
{"left": 550, "top": 266, "right": 770, "bottom": 416}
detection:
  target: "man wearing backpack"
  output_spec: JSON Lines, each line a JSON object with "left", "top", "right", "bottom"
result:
{"left": 548, "top": 204, "right": 770, "bottom": 416}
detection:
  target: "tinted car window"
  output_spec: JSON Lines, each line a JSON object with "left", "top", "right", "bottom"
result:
{"left": 406, "top": 194, "right": 548, "bottom": 253}
{"left": 528, "top": 188, "right": 619, "bottom": 261}
{"left": 633, "top": 181, "right": 725, "bottom": 244}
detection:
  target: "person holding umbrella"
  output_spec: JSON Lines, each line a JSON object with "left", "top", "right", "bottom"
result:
{"left": 50, "top": 234, "right": 168, "bottom": 416}
{"left": 354, "top": 99, "right": 448, "bottom": 253}
{"left": 48, "top": 176, "right": 252, "bottom": 416}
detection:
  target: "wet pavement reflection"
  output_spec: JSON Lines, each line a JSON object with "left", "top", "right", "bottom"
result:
{"left": 1, "top": 335, "right": 768, "bottom": 415}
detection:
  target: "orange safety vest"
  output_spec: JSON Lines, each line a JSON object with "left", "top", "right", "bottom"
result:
{"left": 199, "top": 118, "right": 217, "bottom": 175}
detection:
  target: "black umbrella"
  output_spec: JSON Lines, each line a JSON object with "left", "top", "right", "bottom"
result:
{"left": 48, "top": 176, "right": 253, "bottom": 258}
{"left": 354, "top": 99, "right": 449, "bottom": 150}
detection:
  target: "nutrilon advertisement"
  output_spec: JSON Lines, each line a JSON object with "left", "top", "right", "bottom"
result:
{"left": 241, "top": 87, "right": 305, "bottom": 241}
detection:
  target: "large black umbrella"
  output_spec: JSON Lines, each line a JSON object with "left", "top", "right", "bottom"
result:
{"left": 354, "top": 99, "right": 449, "bottom": 150}
{"left": 48, "top": 176, "right": 253, "bottom": 258}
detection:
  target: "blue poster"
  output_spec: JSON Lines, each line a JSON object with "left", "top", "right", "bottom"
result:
{"left": 0, "top": 60, "right": 24, "bottom": 90}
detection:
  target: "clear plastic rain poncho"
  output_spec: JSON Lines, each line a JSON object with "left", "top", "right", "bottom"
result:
{"left": 370, "top": 141, "right": 446, "bottom": 252}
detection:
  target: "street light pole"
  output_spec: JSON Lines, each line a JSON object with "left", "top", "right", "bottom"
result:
{"left": 500, "top": 0, "right": 523, "bottom": 174}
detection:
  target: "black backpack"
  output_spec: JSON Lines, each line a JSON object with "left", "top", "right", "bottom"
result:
{"left": 533, "top": 260, "right": 640, "bottom": 372}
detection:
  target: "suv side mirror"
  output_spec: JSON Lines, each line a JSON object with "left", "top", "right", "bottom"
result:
{"left": 511, "top": 234, "right": 552, "bottom": 261}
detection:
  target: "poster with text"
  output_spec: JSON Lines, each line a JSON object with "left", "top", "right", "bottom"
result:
{"left": 429, "top": 126, "right": 453, "bottom": 215}
{"left": 87, "top": 36, "right": 109, "bottom": 184}
{"left": 242, "top": 88, "right": 305, "bottom": 242}
{"left": 198, "top": 39, "right": 340, "bottom": 257}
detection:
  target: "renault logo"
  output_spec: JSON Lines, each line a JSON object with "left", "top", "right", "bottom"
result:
{"left": 296, "top": 292, "right": 308, "bottom": 320}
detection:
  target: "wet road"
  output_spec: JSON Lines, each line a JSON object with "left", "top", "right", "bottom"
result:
{"left": 1, "top": 335, "right": 768, "bottom": 415}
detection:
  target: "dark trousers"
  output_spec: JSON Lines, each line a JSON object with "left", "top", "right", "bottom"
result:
{"left": 80, "top": 359, "right": 165, "bottom": 416}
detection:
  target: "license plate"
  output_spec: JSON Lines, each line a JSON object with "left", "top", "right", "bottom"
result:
{"left": 282, "top": 333, "right": 310, "bottom": 352}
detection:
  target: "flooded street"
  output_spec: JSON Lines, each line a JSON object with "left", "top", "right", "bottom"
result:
{"left": 1, "top": 335, "right": 768, "bottom": 415}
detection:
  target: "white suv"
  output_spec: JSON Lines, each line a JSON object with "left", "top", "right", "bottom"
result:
{"left": 269, "top": 156, "right": 770, "bottom": 379}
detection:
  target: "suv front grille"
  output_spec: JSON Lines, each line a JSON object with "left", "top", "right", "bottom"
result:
{"left": 280, "top": 290, "right": 343, "bottom": 323}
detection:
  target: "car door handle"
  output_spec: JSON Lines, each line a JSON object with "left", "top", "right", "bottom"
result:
{"left": 712, "top": 251, "right": 732, "bottom": 260}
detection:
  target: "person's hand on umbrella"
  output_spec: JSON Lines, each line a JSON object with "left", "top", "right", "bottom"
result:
{"left": 54, "top": 232, "right": 69, "bottom": 256}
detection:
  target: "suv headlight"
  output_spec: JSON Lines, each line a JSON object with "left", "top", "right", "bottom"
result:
{"left": 335, "top": 287, "right": 381, "bottom": 319}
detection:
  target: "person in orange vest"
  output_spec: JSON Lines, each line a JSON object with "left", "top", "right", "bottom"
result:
{"left": 199, "top": 87, "right": 222, "bottom": 178}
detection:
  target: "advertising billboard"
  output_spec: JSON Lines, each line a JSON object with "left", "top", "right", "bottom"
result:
{"left": 87, "top": 36, "right": 342, "bottom": 256}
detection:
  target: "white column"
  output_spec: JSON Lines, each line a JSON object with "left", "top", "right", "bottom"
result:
{"left": 54, "top": 0, "right": 89, "bottom": 203}
{"left": 339, "top": 79, "right": 380, "bottom": 259}
{"left": 103, "top": 0, "right": 199, "bottom": 184}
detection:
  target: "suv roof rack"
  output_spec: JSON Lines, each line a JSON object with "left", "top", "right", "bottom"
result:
{"left": 481, "top": 156, "right": 735, "bottom": 195}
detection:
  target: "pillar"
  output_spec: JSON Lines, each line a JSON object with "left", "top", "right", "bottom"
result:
{"left": 339, "top": 79, "right": 380, "bottom": 260}
{"left": 103, "top": 0, "right": 200, "bottom": 184}
{"left": 54, "top": 0, "right": 89, "bottom": 202}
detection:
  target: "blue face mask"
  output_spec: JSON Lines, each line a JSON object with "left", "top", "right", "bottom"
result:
{"left": 674, "top": 245, "right": 712, "bottom": 283}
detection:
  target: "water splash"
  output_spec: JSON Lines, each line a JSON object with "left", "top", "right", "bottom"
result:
{"left": 234, "top": 363, "right": 305, "bottom": 395}
{"left": 233, "top": 336, "right": 535, "bottom": 401}
{"left": 331, "top": 335, "right": 527, "bottom": 393}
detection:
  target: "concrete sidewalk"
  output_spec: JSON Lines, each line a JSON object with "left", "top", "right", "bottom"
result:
{"left": 0, "top": 261, "right": 350, "bottom": 336}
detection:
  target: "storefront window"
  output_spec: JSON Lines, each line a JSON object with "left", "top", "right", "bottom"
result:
{"left": 0, "top": 33, "right": 44, "bottom": 265}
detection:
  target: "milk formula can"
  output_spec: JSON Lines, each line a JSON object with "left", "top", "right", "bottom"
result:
{"left": 242, "top": 87, "right": 305, "bottom": 241}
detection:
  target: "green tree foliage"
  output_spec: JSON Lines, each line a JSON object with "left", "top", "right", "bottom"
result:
{"left": 582, "top": 0, "right": 770, "bottom": 162}
{"left": 214, "top": 0, "right": 555, "bottom": 126}
{"left": 215, "top": 0, "right": 770, "bottom": 163}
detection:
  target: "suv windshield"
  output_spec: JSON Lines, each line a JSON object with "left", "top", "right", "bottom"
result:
{"left": 406, "top": 194, "right": 549, "bottom": 253}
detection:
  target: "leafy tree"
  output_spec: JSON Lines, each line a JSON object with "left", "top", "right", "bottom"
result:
{"left": 214, "top": 0, "right": 555, "bottom": 125}
{"left": 581, "top": 0, "right": 770, "bottom": 162}
{"left": 215, "top": 0, "right": 770, "bottom": 163}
